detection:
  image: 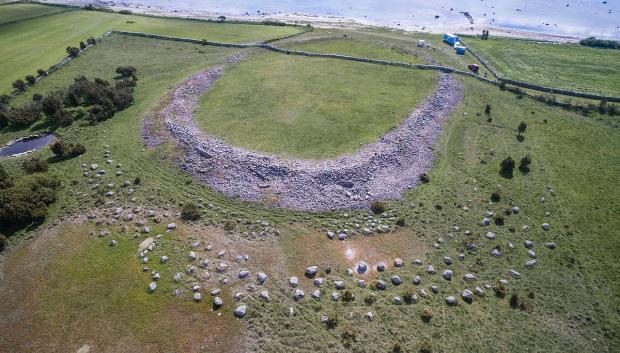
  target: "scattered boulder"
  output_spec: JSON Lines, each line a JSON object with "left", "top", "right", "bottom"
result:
{"left": 334, "top": 280, "right": 345, "bottom": 290}
{"left": 293, "top": 288, "right": 305, "bottom": 301}
{"left": 427, "top": 265, "right": 436, "bottom": 274}
{"left": 463, "top": 273, "right": 476, "bottom": 282}
{"left": 525, "top": 260, "right": 537, "bottom": 268}
{"left": 238, "top": 270, "right": 250, "bottom": 279}
{"left": 545, "top": 242, "right": 557, "bottom": 249}
{"left": 486, "top": 232, "right": 496, "bottom": 240}
{"left": 376, "top": 280, "right": 387, "bottom": 290}
{"left": 259, "top": 290, "right": 269, "bottom": 301}
{"left": 366, "top": 311, "right": 374, "bottom": 321}
{"left": 508, "top": 270, "right": 521, "bottom": 279}
{"left": 305, "top": 266, "right": 319, "bottom": 278}
{"left": 444, "top": 256, "right": 452, "bottom": 265}
{"left": 312, "top": 289, "right": 321, "bottom": 299}
{"left": 376, "top": 262, "right": 386, "bottom": 272}
{"left": 160, "top": 255, "right": 169, "bottom": 264}
{"left": 357, "top": 261, "right": 368, "bottom": 274}
{"left": 193, "top": 292, "right": 202, "bottom": 302}
{"left": 541, "top": 223, "right": 550, "bottom": 231}
{"left": 394, "top": 258, "right": 404, "bottom": 267}
{"left": 331, "top": 292, "right": 340, "bottom": 301}
{"left": 314, "top": 278, "right": 324, "bottom": 287}
{"left": 391, "top": 275, "right": 402, "bottom": 285}
{"left": 257, "top": 272, "right": 267, "bottom": 284}
{"left": 445, "top": 296, "right": 457, "bottom": 305}
{"left": 474, "top": 287, "right": 485, "bottom": 296}
{"left": 442, "top": 269, "right": 453, "bottom": 280}
{"left": 233, "top": 305, "right": 246, "bottom": 318}
{"left": 289, "top": 276, "right": 299, "bottom": 287}
{"left": 213, "top": 296, "right": 223, "bottom": 307}
{"left": 462, "top": 289, "right": 474, "bottom": 302}
{"left": 148, "top": 282, "right": 157, "bottom": 293}
{"left": 189, "top": 251, "right": 197, "bottom": 261}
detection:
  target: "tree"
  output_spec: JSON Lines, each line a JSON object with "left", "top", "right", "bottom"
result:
{"left": 370, "top": 201, "right": 386, "bottom": 214}
{"left": 181, "top": 203, "right": 201, "bottom": 221}
{"left": 12, "top": 79, "right": 27, "bottom": 91}
{"left": 517, "top": 121, "right": 527, "bottom": 136}
{"left": 6, "top": 102, "right": 42, "bottom": 127}
{"left": 25, "top": 75, "right": 36, "bottom": 85}
{"left": 218, "top": 15, "right": 226, "bottom": 22}
{"left": 37, "top": 69, "right": 47, "bottom": 77}
{"left": 79, "top": 41, "right": 87, "bottom": 50}
{"left": 66, "top": 47, "right": 80, "bottom": 58}
{"left": 32, "top": 93, "right": 43, "bottom": 102}
{"left": 50, "top": 141, "right": 69, "bottom": 157}
{"left": 86, "top": 37, "right": 97, "bottom": 46}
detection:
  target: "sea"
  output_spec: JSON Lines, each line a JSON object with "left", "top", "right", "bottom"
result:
{"left": 125, "top": 0, "right": 619, "bottom": 39}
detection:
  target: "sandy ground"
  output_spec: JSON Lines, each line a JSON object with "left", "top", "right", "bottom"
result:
{"left": 37, "top": 0, "right": 581, "bottom": 43}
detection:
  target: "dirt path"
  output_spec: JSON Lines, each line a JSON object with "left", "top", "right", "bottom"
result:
{"left": 151, "top": 61, "right": 462, "bottom": 211}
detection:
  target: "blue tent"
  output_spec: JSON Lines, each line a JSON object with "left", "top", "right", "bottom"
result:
{"left": 443, "top": 33, "right": 460, "bottom": 46}
{"left": 455, "top": 46, "right": 466, "bottom": 55}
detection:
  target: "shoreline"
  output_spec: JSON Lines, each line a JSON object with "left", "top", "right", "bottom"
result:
{"left": 36, "top": 0, "right": 583, "bottom": 43}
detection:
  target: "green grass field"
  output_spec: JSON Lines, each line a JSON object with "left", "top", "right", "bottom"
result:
{"left": 0, "top": 2, "right": 67, "bottom": 24}
{"left": 0, "top": 11, "right": 618, "bottom": 353}
{"left": 466, "top": 36, "right": 620, "bottom": 96}
{"left": 196, "top": 50, "right": 436, "bottom": 158}
{"left": 0, "top": 3, "right": 300, "bottom": 94}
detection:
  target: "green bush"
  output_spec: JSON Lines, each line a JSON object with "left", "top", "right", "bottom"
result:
{"left": 115, "top": 66, "right": 137, "bottom": 79}
{"left": 181, "top": 203, "right": 201, "bottom": 221}
{"left": 6, "top": 102, "right": 42, "bottom": 127}
{"left": 32, "top": 93, "right": 43, "bottom": 102}
{"left": 419, "top": 173, "right": 430, "bottom": 183}
{"left": 37, "top": 69, "right": 47, "bottom": 77}
{"left": 500, "top": 157, "right": 515, "bottom": 177}
{"left": 0, "top": 164, "right": 12, "bottom": 189}
{"left": 0, "top": 174, "right": 61, "bottom": 230}
{"left": 66, "top": 46, "right": 80, "bottom": 58}
{"left": 22, "top": 157, "right": 49, "bottom": 174}
{"left": 12, "top": 79, "right": 27, "bottom": 91}
{"left": 50, "top": 140, "right": 86, "bottom": 158}
{"left": 420, "top": 307, "right": 433, "bottom": 322}
{"left": 519, "top": 155, "right": 531, "bottom": 173}
{"left": 342, "top": 290, "right": 354, "bottom": 302}
{"left": 370, "top": 200, "right": 385, "bottom": 214}
{"left": 25, "top": 75, "right": 36, "bottom": 85}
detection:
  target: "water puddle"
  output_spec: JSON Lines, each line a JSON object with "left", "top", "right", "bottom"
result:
{"left": 0, "top": 133, "right": 56, "bottom": 157}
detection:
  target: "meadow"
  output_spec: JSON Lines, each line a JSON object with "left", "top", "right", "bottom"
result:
{"left": 0, "top": 3, "right": 301, "bottom": 94}
{"left": 196, "top": 49, "right": 436, "bottom": 158}
{"left": 0, "top": 4, "right": 618, "bottom": 353}
{"left": 465, "top": 36, "right": 620, "bottom": 96}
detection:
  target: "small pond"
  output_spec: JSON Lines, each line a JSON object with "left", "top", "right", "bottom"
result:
{"left": 0, "top": 133, "right": 56, "bottom": 157}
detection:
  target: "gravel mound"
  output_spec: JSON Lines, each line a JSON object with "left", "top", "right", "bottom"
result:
{"left": 153, "top": 61, "right": 462, "bottom": 211}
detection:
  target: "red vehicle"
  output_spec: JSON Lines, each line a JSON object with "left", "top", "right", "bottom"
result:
{"left": 468, "top": 64, "right": 480, "bottom": 74}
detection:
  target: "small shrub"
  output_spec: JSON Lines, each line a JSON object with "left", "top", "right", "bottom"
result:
{"left": 79, "top": 41, "right": 87, "bottom": 50}
{"left": 0, "top": 164, "right": 12, "bottom": 189}
{"left": 42, "top": 95, "right": 63, "bottom": 117}
{"left": 325, "top": 315, "right": 338, "bottom": 329}
{"left": 25, "top": 75, "right": 36, "bottom": 85}
{"left": 493, "top": 283, "right": 507, "bottom": 298}
{"left": 223, "top": 220, "right": 235, "bottom": 231}
{"left": 517, "top": 121, "right": 527, "bottom": 136}
{"left": 86, "top": 37, "right": 97, "bottom": 46}
{"left": 509, "top": 293, "right": 519, "bottom": 308}
{"left": 519, "top": 155, "right": 531, "bottom": 173}
{"left": 370, "top": 201, "right": 385, "bottom": 214}
{"left": 50, "top": 141, "right": 68, "bottom": 157}
{"left": 364, "top": 294, "right": 376, "bottom": 305}
{"left": 396, "top": 218, "right": 405, "bottom": 227}
{"left": 494, "top": 214, "right": 505, "bottom": 226}
{"left": 12, "top": 79, "right": 27, "bottom": 91}
{"left": 340, "top": 329, "right": 356, "bottom": 348}
{"left": 484, "top": 103, "right": 491, "bottom": 115}
{"left": 32, "top": 93, "right": 43, "bottom": 102}
{"left": 491, "top": 192, "right": 501, "bottom": 202}
{"left": 392, "top": 344, "right": 404, "bottom": 353}
{"left": 421, "top": 307, "right": 433, "bottom": 322}
{"left": 66, "top": 47, "right": 80, "bottom": 58}
{"left": 70, "top": 143, "right": 86, "bottom": 156}
{"left": 134, "top": 176, "right": 141, "bottom": 185}
{"left": 0, "top": 233, "right": 6, "bottom": 251}
{"left": 181, "top": 203, "right": 201, "bottom": 221}
{"left": 419, "top": 173, "right": 430, "bottom": 183}
{"left": 342, "top": 289, "right": 354, "bottom": 302}
{"left": 402, "top": 289, "right": 415, "bottom": 304}
{"left": 500, "top": 157, "right": 515, "bottom": 177}
{"left": 116, "top": 66, "right": 137, "bottom": 79}
{"left": 419, "top": 339, "right": 433, "bottom": 353}
{"left": 22, "top": 157, "right": 48, "bottom": 174}
{"left": 37, "top": 69, "right": 47, "bottom": 77}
